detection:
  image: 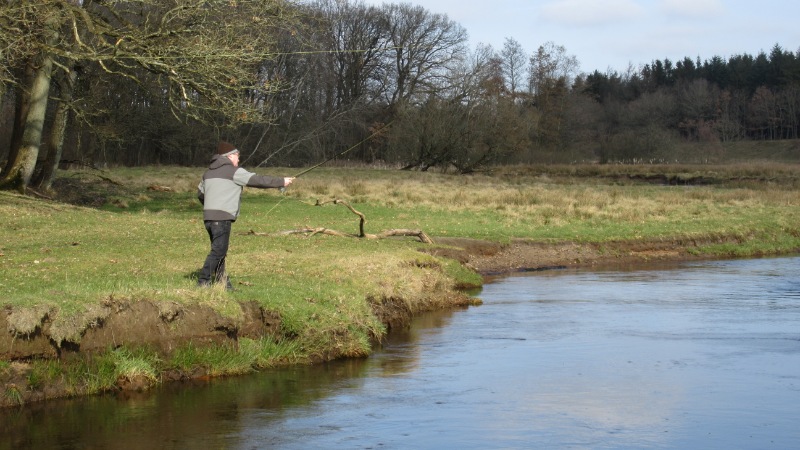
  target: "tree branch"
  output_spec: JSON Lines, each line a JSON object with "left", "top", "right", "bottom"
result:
{"left": 247, "top": 198, "right": 434, "bottom": 244}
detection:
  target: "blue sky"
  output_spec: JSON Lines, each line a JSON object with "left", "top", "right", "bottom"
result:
{"left": 363, "top": 0, "right": 800, "bottom": 74}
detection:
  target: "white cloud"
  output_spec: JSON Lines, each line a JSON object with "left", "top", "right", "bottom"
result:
{"left": 361, "top": 0, "right": 799, "bottom": 72}
{"left": 659, "top": 0, "right": 725, "bottom": 18}
{"left": 540, "top": 0, "right": 646, "bottom": 26}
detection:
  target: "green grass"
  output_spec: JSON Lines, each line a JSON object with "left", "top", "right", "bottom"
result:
{"left": 2, "top": 163, "right": 800, "bottom": 398}
{"left": 170, "top": 343, "right": 256, "bottom": 377}
{"left": 4, "top": 164, "right": 800, "bottom": 309}
{"left": 109, "top": 347, "right": 161, "bottom": 385}
{"left": 20, "top": 346, "right": 161, "bottom": 396}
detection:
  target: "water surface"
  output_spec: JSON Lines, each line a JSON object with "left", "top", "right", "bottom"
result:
{"left": 2, "top": 256, "right": 799, "bottom": 449}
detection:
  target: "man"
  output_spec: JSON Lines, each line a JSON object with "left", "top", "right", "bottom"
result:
{"left": 197, "top": 141, "right": 295, "bottom": 290}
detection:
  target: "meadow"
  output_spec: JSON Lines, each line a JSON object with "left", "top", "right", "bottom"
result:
{"left": 1, "top": 162, "right": 799, "bottom": 404}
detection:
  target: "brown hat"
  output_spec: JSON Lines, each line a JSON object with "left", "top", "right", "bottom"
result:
{"left": 217, "top": 141, "right": 239, "bottom": 156}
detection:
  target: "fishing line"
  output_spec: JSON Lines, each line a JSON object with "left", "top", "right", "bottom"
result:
{"left": 250, "top": 107, "right": 354, "bottom": 169}
{"left": 263, "top": 120, "right": 393, "bottom": 216}
{"left": 290, "top": 120, "right": 393, "bottom": 179}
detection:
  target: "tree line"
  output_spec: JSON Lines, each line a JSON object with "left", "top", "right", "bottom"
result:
{"left": 2, "top": 0, "right": 799, "bottom": 192}
{"left": 581, "top": 46, "right": 800, "bottom": 161}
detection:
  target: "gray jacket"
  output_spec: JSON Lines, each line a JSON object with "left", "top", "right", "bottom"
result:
{"left": 197, "top": 155, "right": 285, "bottom": 221}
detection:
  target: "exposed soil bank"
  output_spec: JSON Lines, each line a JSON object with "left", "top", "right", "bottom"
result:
{"left": 2, "top": 236, "right": 795, "bottom": 407}
{"left": 430, "top": 235, "right": 774, "bottom": 275}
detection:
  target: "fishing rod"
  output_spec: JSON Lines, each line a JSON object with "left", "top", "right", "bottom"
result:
{"left": 296, "top": 121, "right": 392, "bottom": 178}
{"left": 253, "top": 107, "right": 354, "bottom": 169}
{"left": 280, "top": 121, "right": 393, "bottom": 190}
{"left": 263, "top": 121, "right": 391, "bottom": 216}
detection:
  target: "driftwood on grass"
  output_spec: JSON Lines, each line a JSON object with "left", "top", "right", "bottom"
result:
{"left": 248, "top": 198, "right": 434, "bottom": 244}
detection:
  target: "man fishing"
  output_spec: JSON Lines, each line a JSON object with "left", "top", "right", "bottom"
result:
{"left": 197, "top": 141, "right": 295, "bottom": 290}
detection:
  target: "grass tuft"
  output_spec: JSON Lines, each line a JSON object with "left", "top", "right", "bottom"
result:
{"left": 4, "top": 384, "right": 23, "bottom": 406}
{"left": 170, "top": 343, "right": 256, "bottom": 377}
{"left": 110, "top": 347, "right": 161, "bottom": 386}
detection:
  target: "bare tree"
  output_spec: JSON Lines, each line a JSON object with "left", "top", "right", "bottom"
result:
{"left": 0, "top": 2, "right": 59, "bottom": 191}
{"left": 676, "top": 79, "right": 720, "bottom": 141}
{"left": 1, "top": 0, "right": 297, "bottom": 191}
{"left": 500, "top": 37, "right": 526, "bottom": 99}
{"left": 749, "top": 86, "right": 780, "bottom": 140}
{"left": 527, "top": 42, "right": 580, "bottom": 149}
{"left": 381, "top": 3, "right": 467, "bottom": 107}
{"left": 528, "top": 41, "right": 579, "bottom": 98}
{"left": 316, "top": 0, "right": 388, "bottom": 109}
{"left": 390, "top": 43, "right": 529, "bottom": 172}
{"left": 32, "top": 65, "right": 78, "bottom": 190}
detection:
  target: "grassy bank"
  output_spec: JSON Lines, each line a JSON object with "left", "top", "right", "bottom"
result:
{"left": 2, "top": 163, "right": 800, "bottom": 404}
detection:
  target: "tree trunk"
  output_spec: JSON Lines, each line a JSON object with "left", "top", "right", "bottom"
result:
{"left": 0, "top": 13, "right": 58, "bottom": 193}
{"left": 0, "top": 54, "right": 54, "bottom": 193}
{"left": 2, "top": 62, "right": 35, "bottom": 176}
{"left": 0, "top": 58, "right": 53, "bottom": 192}
{"left": 34, "top": 67, "right": 78, "bottom": 191}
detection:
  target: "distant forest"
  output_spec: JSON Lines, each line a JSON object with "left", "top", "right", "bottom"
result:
{"left": 2, "top": 0, "right": 799, "bottom": 191}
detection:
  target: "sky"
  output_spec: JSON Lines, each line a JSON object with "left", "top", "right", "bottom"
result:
{"left": 362, "top": 0, "right": 800, "bottom": 74}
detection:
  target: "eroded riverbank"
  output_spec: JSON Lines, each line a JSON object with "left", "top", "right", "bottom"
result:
{"left": 431, "top": 235, "right": 747, "bottom": 274}
{"left": 4, "top": 256, "right": 798, "bottom": 448}
{"left": 1, "top": 236, "right": 797, "bottom": 407}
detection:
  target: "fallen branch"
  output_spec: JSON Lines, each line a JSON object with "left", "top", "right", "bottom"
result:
{"left": 275, "top": 227, "right": 351, "bottom": 238}
{"left": 315, "top": 199, "right": 366, "bottom": 237}
{"left": 372, "top": 229, "right": 434, "bottom": 243}
{"left": 247, "top": 198, "right": 434, "bottom": 244}
{"left": 248, "top": 227, "right": 433, "bottom": 243}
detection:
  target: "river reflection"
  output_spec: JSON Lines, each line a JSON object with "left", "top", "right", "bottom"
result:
{"left": 2, "top": 256, "right": 799, "bottom": 449}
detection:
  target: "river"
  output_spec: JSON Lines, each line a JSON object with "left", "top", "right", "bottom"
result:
{"left": 2, "top": 256, "right": 799, "bottom": 449}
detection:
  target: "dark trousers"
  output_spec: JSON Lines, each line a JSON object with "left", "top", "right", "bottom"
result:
{"left": 199, "top": 220, "right": 232, "bottom": 287}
